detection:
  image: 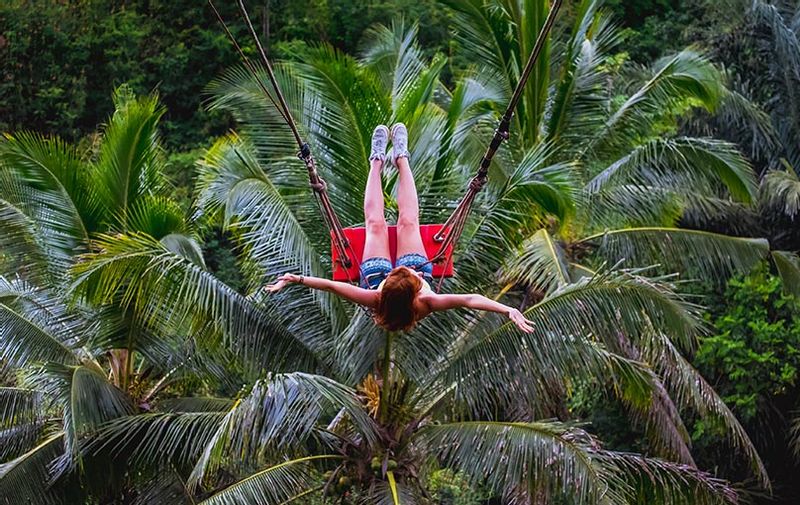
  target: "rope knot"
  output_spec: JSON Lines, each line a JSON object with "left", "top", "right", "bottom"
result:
{"left": 310, "top": 180, "right": 327, "bottom": 193}
{"left": 469, "top": 175, "right": 487, "bottom": 192}
{"left": 297, "top": 143, "right": 312, "bottom": 161}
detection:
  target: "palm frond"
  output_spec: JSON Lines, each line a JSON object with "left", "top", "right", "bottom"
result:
{"left": 0, "top": 297, "right": 78, "bottom": 368}
{"left": 586, "top": 137, "right": 758, "bottom": 204}
{"left": 416, "top": 421, "right": 625, "bottom": 504}
{"left": 644, "top": 330, "right": 769, "bottom": 487}
{"left": 546, "top": 1, "right": 620, "bottom": 148}
{"left": 70, "top": 232, "right": 320, "bottom": 371}
{"left": 31, "top": 363, "right": 133, "bottom": 473}
{"left": 579, "top": 227, "right": 770, "bottom": 280}
{"left": 586, "top": 50, "right": 725, "bottom": 159}
{"left": 359, "top": 20, "right": 427, "bottom": 112}
{"left": 456, "top": 145, "right": 578, "bottom": 286}
{"left": 196, "top": 136, "right": 346, "bottom": 339}
{"left": 84, "top": 412, "right": 226, "bottom": 470}
{"left": 0, "top": 434, "right": 65, "bottom": 505}
{"left": 500, "top": 229, "right": 570, "bottom": 294}
{"left": 434, "top": 273, "right": 682, "bottom": 416}
{"left": 159, "top": 233, "right": 206, "bottom": 268}
{"left": 188, "top": 373, "right": 376, "bottom": 489}
{"left": 0, "top": 132, "right": 93, "bottom": 277}
{"left": 0, "top": 387, "right": 43, "bottom": 461}
{"left": 771, "top": 250, "right": 800, "bottom": 297}
{"left": 131, "top": 469, "right": 194, "bottom": 505}
{"left": 790, "top": 411, "right": 800, "bottom": 460}
{"left": 0, "top": 198, "right": 51, "bottom": 280}
{"left": 598, "top": 450, "right": 738, "bottom": 504}
{"left": 91, "top": 86, "right": 166, "bottom": 228}
{"left": 127, "top": 195, "right": 189, "bottom": 239}
{"left": 761, "top": 167, "right": 800, "bottom": 219}
{"left": 198, "top": 455, "right": 339, "bottom": 505}
{"left": 157, "top": 397, "right": 235, "bottom": 413}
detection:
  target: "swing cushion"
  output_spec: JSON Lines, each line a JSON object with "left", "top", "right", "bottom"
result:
{"left": 331, "top": 224, "right": 454, "bottom": 282}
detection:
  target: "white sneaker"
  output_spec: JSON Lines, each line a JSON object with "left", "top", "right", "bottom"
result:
{"left": 389, "top": 122, "right": 409, "bottom": 165}
{"left": 369, "top": 125, "right": 390, "bottom": 162}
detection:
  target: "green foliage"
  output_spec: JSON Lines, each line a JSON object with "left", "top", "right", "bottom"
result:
{"left": 0, "top": 0, "right": 240, "bottom": 150}
{"left": 695, "top": 265, "right": 800, "bottom": 424}
{"left": 427, "top": 469, "right": 489, "bottom": 505}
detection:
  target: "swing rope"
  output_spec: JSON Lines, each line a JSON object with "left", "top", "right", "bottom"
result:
{"left": 429, "top": 0, "right": 563, "bottom": 275}
{"left": 209, "top": 0, "right": 357, "bottom": 282}
{"left": 210, "top": 0, "right": 563, "bottom": 289}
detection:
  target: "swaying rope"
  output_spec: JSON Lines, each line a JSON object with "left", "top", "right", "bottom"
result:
{"left": 209, "top": 0, "right": 356, "bottom": 281}
{"left": 209, "top": 0, "right": 563, "bottom": 288}
{"left": 430, "top": 0, "right": 563, "bottom": 272}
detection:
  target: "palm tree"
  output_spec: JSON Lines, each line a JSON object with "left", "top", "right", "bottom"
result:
{"left": 0, "top": 2, "right": 780, "bottom": 504}
{"left": 37, "top": 7, "right": 781, "bottom": 503}
{"left": 0, "top": 86, "right": 246, "bottom": 502}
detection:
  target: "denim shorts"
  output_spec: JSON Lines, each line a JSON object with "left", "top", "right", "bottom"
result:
{"left": 360, "top": 253, "right": 434, "bottom": 290}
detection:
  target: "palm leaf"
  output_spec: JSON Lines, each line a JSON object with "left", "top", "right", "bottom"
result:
{"left": 761, "top": 167, "right": 800, "bottom": 219}
{"left": 31, "top": 363, "right": 133, "bottom": 473}
{"left": 500, "top": 228, "right": 570, "bottom": 294}
{"left": 91, "top": 86, "right": 166, "bottom": 229}
{"left": 644, "top": 330, "right": 769, "bottom": 487}
{"left": 0, "top": 297, "right": 78, "bottom": 368}
{"left": 84, "top": 412, "right": 227, "bottom": 470}
{"left": 0, "top": 198, "right": 51, "bottom": 280}
{"left": 188, "top": 373, "right": 376, "bottom": 489}
{"left": 198, "top": 455, "right": 340, "bottom": 505}
{"left": 579, "top": 227, "right": 770, "bottom": 280}
{"left": 771, "top": 250, "right": 800, "bottom": 297}
{"left": 586, "top": 137, "right": 758, "bottom": 204}
{"left": 359, "top": 20, "right": 427, "bottom": 113}
{"left": 196, "top": 136, "right": 346, "bottom": 339}
{"left": 546, "top": 1, "right": 620, "bottom": 149}
{"left": 70, "top": 232, "right": 319, "bottom": 371}
{"left": 0, "top": 387, "right": 43, "bottom": 461}
{"left": 586, "top": 50, "right": 724, "bottom": 159}
{"left": 0, "top": 434, "right": 65, "bottom": 505}
{"left": 597, "top": 450, "right": 738, "bottom": 504}
{"left": 416, "top": 421, "right": 625, "bottom": 504}
{"left": 0, "top": 132, "right": 93, "bottom": 278}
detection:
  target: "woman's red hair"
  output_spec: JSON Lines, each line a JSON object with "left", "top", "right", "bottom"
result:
{"left": 374, "top": 267, "right": 422, "bottom": 332}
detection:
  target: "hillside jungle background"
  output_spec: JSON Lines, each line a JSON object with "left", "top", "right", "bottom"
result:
{"left": 1, "top": 0, "right": 800, "bottom": 504}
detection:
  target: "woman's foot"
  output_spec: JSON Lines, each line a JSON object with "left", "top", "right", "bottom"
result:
{"left": 389, "top": 122, "right": 410, "bottom": 165}
{"left": 369, "top": 125, "right": 390, "bottom": 162}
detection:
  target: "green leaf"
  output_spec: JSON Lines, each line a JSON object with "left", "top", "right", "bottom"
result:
{"left": 188, "top": 373, "right": 376, "bottom": 489}
{"left": 92, "top": 86, "right": 166, "bottom": 228}
{"left": 500, "top": 229, "right": 570, "bottom": 294}
{"left": 587, "top": 137, "right": 758, "bottom": 204}
{"left": 580, "top": 227, "right": 770, "bottom": 280}
{"left": 197, "top": 455, "right": 341, "bottom": 505}
{"left": 0, "top": 434, "right": 65, "bottom": 505}
{"left": 771, "top": 251, "right": 800, "bottom": 298}
{"left": 416, "top": 421, "right": 624, "bottom": 504}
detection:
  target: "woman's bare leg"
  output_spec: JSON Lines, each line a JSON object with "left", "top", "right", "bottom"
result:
{"left": 363, "top": 155, "right": 390, "bottom": 261}
{"left": 395, "top": 155, "right": 427, "bottom": 258}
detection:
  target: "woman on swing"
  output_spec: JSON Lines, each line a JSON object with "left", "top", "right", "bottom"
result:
{"left": 267, "top": 124, "right": 534, "bottom": 334}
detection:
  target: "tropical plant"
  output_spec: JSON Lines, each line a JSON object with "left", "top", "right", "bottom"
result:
{"left": 0, "top": 86, "right": 243, "bottom": 502}
{"left": 0, "top": 1, "right": 782, "bottom": 503}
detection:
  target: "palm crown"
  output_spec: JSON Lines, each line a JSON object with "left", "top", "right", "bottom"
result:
{"left": 0, "top": 0, "right": 784, "bottom": 503}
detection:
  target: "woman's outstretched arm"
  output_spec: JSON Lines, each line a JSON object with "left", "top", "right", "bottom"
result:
{"left": 425, "top": 293, "right": 534, "bottom": 333}
{"left": 266, "top": 273, "right": 379, "bottom": 308}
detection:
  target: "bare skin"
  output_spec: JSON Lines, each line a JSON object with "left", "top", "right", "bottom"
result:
{"left": 266, "top": 126, "right": 534, "bottom": 334}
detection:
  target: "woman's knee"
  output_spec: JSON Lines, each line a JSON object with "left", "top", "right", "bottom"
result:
{"left": 365, "top": 216, "right": 388, "bottom": 235}
{"left": 397, "top": 213, "right": 419, "bottom": 230}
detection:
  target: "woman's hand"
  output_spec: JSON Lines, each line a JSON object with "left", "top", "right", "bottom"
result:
{"left": 265, "top": 273, "right": 303, "bottom": 293}
{"left": 508, "top": 308, "right": 534, "bottom": 333}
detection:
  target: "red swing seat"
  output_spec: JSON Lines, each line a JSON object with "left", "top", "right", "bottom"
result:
{"left": 331, "top": 224, "right": 455, "bottom": 282}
